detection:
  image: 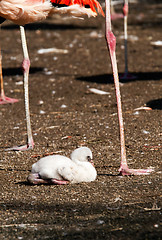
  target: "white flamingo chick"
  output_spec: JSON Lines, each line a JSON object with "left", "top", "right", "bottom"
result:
{"left": 27, "top": 147, "right": 97, "bottom": 185}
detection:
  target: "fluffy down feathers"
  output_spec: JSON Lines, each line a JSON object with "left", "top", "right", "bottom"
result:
{"left": 29, "top": 147, "right": 97, "bottom": 184}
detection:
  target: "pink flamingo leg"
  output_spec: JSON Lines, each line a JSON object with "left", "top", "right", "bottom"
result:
{"left": 105, "top": 0, "right": 153, "bottom": 175}
{"left": 27, "top": 173, "right": 69, "bottom": 185}
{"left": 0, "top": 46, "right": 19, "bottom": 104}
{"left": 7, "top": 26, "right": 34, "bottom": 151}
{"left": 50, "top": 179, "right": 69, "bottom": 185}
{"left": 120, "top": 0, "right": 136, "bottom": 80}
{"left": 27, "top": 173, "right": 49, "bottom": 184}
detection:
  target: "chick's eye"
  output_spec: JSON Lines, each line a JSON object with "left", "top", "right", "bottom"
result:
{"left": 87, "top": 156, "right": 91, "bottom": 162}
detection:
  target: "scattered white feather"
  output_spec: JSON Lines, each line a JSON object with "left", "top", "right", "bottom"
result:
{"left": 39, "top": 110, "right": 46, "bottom": 114}
{"left": 45, "top": 71, "right": 53, "bottom": 75}
{"left": 13, "top": 126, "right": 19, "bottom": 130}
{"left": 133, "top": 111, "right": 139, "bottom": 115}
{"left": 38, "top": 100, "right": 44, "bottom": 105}
{"left": 60, "top": 104, "right": 67, "bottom": 108}
{"left": 15, "top": 81, "right": 23, "bottom": 85}
{"left": 142, "top": 130, "right": 150, "bottom": 134}
{"left": 151, "top": 41, "right": 162, "bottom": 46}
{"left": 114, "top": 197, "right": 122, "bottom": 202}
{"left": 53, "top": 56, "right": 58, "bottom": 61}
{"left": 89, "top": 88, "right": 110, "bottom": 95}
{"left": 46, "top": 126, "right": 58, "bottom": 129}
{"left": 134, "top": 106, "right": 152, "bottom": 111}
{"left": 38, "top": 48, "right": 68, "bottom": 54}
{"left": 96, "top": 220, "right": 105, "bottom": 225}
{"left": 10, "top": 56, "right": 17, "bottom": 60}
{"left": 89, "top": 31, "right": 103, "bottom": 38}
{"left": 49, "top": 78, "right": 55, "bottom": 82}
{"left": 120, "top": 35, "right": 139, "bottom": 41}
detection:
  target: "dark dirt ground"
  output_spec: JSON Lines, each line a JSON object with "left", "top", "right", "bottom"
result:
{"left": 0, "top": 1, "right": 162, "bottom": 239}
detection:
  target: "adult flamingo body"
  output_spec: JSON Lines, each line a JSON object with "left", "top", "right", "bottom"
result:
{"left": 0, "top": 0, "right": 103, "bottom": 151}
{"left": 0, "top": 0, "right": 51, "bottom": 25}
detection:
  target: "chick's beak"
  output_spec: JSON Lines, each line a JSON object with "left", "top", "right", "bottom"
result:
{"left": 87, "top": 156, "right": 94, "bottom": 166}
{"left": 89, "top": 159, "right": 94, "bottom": 166}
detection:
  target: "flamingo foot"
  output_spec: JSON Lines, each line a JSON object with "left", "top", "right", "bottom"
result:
{"left": 27, "top": 173, "right": 69, "bottom": 185}
{"left": 111, "top": 13, "right": 123, "bottom": 21}
{"left": 120, "top": 72, "right": 136, "bottom": 80}
{"left": 6, "top": 139, "right": 34, "bottom": 151}
{"left": 0, "top": 95, "right": 19, "bottom": 104}
{"left": 119, "top": 166, "right": 154, "bottom": 176}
